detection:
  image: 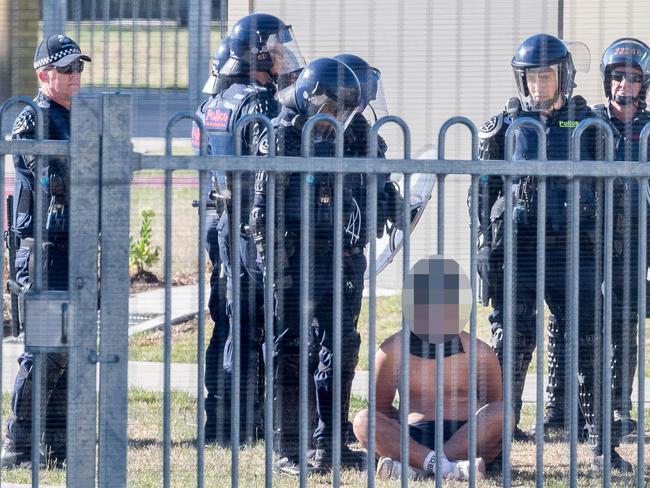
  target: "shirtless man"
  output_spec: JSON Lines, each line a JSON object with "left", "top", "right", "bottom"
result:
{"left": 353, "top": 257, "right": 508, "bottom": 480}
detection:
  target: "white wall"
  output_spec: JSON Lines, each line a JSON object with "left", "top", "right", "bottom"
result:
{"left": 227, "top": 0, "right": 649, "bottom": 289}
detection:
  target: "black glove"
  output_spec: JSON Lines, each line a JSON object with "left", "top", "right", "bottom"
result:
{"left": 477, "top": 245, "right": 491, "bottom": 281}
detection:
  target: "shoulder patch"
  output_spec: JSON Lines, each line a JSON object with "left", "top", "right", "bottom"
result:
{"left": 205, "top": 107, "right": 231, "bottom": 130}
{"left": 12, "top": 108, "right": 36, "bottom": 137}
{"left": 478, "top": 113, "right": 503, "bottom": 139}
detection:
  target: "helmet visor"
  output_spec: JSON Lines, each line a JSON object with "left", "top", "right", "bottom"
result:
{"left": 305, "top": 94, "right": 358, "bottom": 141}
{"left": 360, "top": 69, "right": 388, "bottom": 122}
{"left": 267, "top": 27, "right": 306, "bottom": 76}
{"left": 565, "top": 40, "right": 591, "bottom": 73}
{"left": 515, "top": 64, "right": 561, "bottom": 111}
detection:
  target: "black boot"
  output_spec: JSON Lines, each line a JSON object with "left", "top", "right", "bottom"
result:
{"left": 311, "top": 372, "right": 365, "bottom": 470}
{"left": 592, "top": 449, "right": 633, "bottom": 474}
{"left": 1, "top": 432, "right": 45, "bottom": 469}
{"left": 311, "top": 443, "right": 366, "bottom": 471}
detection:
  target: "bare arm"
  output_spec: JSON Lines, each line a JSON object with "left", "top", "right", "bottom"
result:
{"left": 375, "top": 334, "right": 400, "bottom": 419}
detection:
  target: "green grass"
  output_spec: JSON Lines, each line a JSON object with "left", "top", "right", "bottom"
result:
{"left": 128, "top": 296, "right": 650, "bottom": 381}
{"left": 67, "top": 22, "right": 225, "bottom": 89}
{"left": 2, "top": 390, "right": 647, "bottom": 486}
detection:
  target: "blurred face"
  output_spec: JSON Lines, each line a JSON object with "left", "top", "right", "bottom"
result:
{"left": 39, "top": 60, "right": 84, "bottom": 107}
{"left": 610, "top": 66, "right": 643, "bottom": 103}
{"left": 526, "top": 65, "right": 559, "bottom": 106}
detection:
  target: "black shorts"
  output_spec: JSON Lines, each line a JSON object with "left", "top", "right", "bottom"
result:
{"left": 408, "top": 420, "right": 466, "bottom": 450}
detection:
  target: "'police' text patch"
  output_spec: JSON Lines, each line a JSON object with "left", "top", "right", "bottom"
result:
{"left": 205, "top": 108, "right": 231, "bottom": 130}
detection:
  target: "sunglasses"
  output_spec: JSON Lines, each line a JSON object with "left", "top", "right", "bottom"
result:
{"left": 46, "top": 60, "right": 85, "bottom": 74}
{"left": 611, "top": 70, "right": 643, "bottom": 84}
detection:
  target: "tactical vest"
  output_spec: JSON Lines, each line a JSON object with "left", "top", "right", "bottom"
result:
{"left": 193, "top": 83, "right": 269, "bottom": 196}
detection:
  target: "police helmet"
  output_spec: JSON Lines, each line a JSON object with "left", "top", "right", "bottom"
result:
{"left": 600, "top": 38, "right": 650, "bottom": 106}
{"left": 293, "top": 57, "right": 361, "bottom": 139}
{"left": 202, "top": 36, "right": 231, "bottom": 95}
{"left": 334, "top": 53, "right": 388, "bottom": 122}
{"left": 220, "top": 13, "right": 306, "bottom": 78}
{"left": 511, "top": 33, "right": 576, "bottom": 112}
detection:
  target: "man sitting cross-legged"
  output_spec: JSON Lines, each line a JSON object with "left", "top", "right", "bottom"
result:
{"left": 353, "top": 256, "right": 510, "bottom": 481}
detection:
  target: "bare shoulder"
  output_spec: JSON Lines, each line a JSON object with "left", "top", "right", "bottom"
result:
{"left": 459, "top": 331, "right": 497, "bottom": 359}
{"left": 378, "top": 332, "right": 401, "bottom": 357}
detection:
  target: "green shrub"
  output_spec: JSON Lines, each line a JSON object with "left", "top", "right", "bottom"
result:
{"left": 129, "top": 208, "right": 161, "bottom": 276}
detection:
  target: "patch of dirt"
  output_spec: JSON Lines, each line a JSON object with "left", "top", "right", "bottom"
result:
{"left": 129, "top": 270, "right": 198, "bottom": 293}
{"left": 137, "top": 317, "right": 199, "bottom": 346}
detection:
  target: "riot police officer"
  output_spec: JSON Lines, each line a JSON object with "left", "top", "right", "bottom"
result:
{"left": 194, "top": 13, "right": 306, "bottom": 446}
{"left": 251, "top": 56, "right": 396, "bottom": 475}
{"left": 194, "top": 35, "right": 239, "bottom": 446}
{"left": 510, "top": 33, "right": 631, "bottom": 472}
{"left": 1, "top": 34, "right": 91, "bottom": 468}
{"left": 474, "top": 98, "right": 539, "bottom": 443}
{"left": 592, "top": 37, "right": 650, "bottom": 443}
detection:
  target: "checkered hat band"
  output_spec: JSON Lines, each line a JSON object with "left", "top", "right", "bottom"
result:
{"left": 34, "top": 48, "right": 81, "bottom": 69}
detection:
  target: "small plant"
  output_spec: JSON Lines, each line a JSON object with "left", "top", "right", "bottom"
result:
{"left": 130, "top": 208, "right": 160, "bottom": 281}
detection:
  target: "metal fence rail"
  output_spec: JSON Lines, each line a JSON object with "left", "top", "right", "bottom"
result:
{"left": 1, "top": 93, "right": 649, "bottom": 487}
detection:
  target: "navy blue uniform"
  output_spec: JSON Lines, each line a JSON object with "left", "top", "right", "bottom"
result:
{"left": 251, "top": 109, "right": 391, "bottom": 461}
{"left": 593, "top": 102, "right": 650, "bottom": 437}
{"left": 7, "top": 91, "right": 70, "bottom": 463}
{"left": 194, "top": 81, "right": 278, "bottom": 444}
{"left": 511, "top": 96, "right": 613, "bottom": 453}
{"left": 494, "top": 96, "right": 599, "bottom": 432}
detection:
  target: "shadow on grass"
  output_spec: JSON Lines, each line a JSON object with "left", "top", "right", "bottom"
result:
{"left": 129, "top": 437, "right": 198, "bottom": 450}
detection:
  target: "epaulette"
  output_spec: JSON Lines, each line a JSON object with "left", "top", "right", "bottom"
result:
{"left": 478, "top": 113, "right": 504, "bottom": 140}
{"left": 12, "top": 107, "right": 36, "bottom": 137}
{"left": 591, "top": 103, "right": 607, "bottom": 118}
{"left": 570, "top": 95, "right": 588, "bottom": 108}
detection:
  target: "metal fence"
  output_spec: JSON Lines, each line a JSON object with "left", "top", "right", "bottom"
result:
{"left": 0, "top": 92, "right": 648, "bottom": 487}
{"left": 42, "top": 0, "right": 224, "bottom": 105}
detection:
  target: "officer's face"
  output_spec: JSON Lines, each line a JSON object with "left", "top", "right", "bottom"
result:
{"left": 41, "top": 62, "right": 83, "bottom": 104}
{"left": 611, "top": 66, "right": 643, "bottom": 101}
{"left": 526, "top": 66, "right": 559, "bottom": 105}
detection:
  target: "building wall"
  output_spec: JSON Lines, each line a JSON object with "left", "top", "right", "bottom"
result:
{"left": 227, "top": 0, "right": 649, "bottom": 289}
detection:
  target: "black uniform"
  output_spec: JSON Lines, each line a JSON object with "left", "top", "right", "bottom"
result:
{"left": 512, "top": 96, "right": 614, "bottom": 456}
{"left": 194, "top": 80, "right": 279, "bottom": 444}
{"left": 5, "top": 91, "right": 70, "bottom": 464}
{"left": 250, "top": 108, "right": 394, "bottom": 464}
{"left": 593, "top": 102, "right": 650, "bottom": 436}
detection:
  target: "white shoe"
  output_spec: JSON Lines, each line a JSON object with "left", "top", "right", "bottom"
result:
{"left": 376, "top": 456, "right": 430, "bottom": 480}
{"left": 446, "top": 457, "right": 486, "bottom": 481}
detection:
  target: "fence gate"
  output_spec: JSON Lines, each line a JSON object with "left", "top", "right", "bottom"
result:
{"left": 0, "top": 93, "right": 131, "bottom": 487}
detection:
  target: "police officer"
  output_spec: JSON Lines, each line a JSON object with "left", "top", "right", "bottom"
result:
{"left": 194, "top": 13, "right": 305, "bottom": 446}
{"left": 474, "top": 98, "right": 539, "bottom": 443}
{"left": 510, "top": 33, "right": 631, "bottom": 472}
{"left": 593, "top": 37, "right": 650, "bottom": 442}
{"left": 251, "top": 56, "right": 396, "bottom": 475}
{"left": 1, "top": 34, "right": 91, "bottom": 468}
{"left": 194, "top": 35, "right": 239, "bottom": 446}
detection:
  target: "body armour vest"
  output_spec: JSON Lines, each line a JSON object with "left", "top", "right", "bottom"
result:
{"left": 193, "top": 83, "right": 274, "bottom": 196}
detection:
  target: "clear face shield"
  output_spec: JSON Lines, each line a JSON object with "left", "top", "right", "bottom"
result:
{"left": 305, "top": 93, "right": 358, "bottom": 142}
{"left": 360, "top": 67, "right": 388, "bottom": 122}
{"left": 266, "top": 26, "right": 306, "bottom": 77}
{"left": 515, "top": 64, "right": 561, "bottom": 111}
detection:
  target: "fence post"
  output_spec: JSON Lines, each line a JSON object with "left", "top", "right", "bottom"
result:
{"left": 42, "top": 0, "right": 67, "bottom": 37}
{"left": 188, "top": 0, "right": 212, "bottom": 108}
{"left": 98, "top": 93, "right": 132, "bottom": 488}
{"left": 67, "top": 94, "right": 102, "bottom": 487}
